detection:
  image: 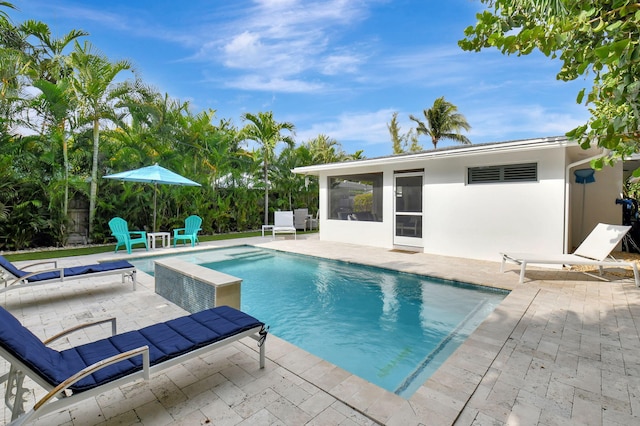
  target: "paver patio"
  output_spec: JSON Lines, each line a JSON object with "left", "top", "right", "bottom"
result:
{"left": 2, "top": 234, "right": 639, "bottom": 425}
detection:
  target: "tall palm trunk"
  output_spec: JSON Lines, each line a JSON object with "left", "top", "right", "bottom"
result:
{"left": 61, "top": 122, "right": 69, "bottom": 217}
{"left": 263, "top": 159, "right": 269, "bottom": 225}
{"left": 88, "top": 118, "right": 99, "bottom": 238}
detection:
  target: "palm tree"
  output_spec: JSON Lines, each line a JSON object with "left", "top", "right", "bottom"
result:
{"left": 272, "top": 145, "right": 308, "bottom": 210}
{"left": 19, "top": 20, "right": 87, "bottom": 83}
{"left": 409, "top": 96, "right": 471, "bottom": 149}
{"left": 388, "top": 112, "right": 405, "bottom": 154}
{"left": 66, "top": 41, "right": 134, "bottom": 237}
{"left": 0, "top": 48, "right": 29, "bottom": 124}
{"left": 306, "top": 134, "right": 347, "bottom": 164}
{"left": 239, "top": 111, "right": 295, "bottom": 225}
{"left": 17, "top": 24, "right": 85, "bottom": 226}
{"left": 0, "top": 3, "right": 25, "bottom": 53}
{"left": 388, "top": 112, "right": 422, "bottom": 154}
{"left": 30, "top": 79, "right": 75, "bottom": 221}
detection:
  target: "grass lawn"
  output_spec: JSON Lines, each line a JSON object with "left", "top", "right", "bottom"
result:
{"left": 2, "top": 231, "right": 273, "bottom": 262}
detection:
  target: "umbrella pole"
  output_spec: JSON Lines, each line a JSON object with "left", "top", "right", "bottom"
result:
{"left": 153, "top": 183, "right": 157, "bottom": 232}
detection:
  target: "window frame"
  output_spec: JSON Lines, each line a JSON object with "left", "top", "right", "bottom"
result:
{"left": 328, "top": 172, "right": 383, "bottom": 221}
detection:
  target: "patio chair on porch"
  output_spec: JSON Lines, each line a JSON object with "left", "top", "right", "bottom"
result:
{"left": 108, "top": 217, "right": 148, "bottom": 254}
{"left": 307, "top": 211, "right": 319, "bottom": 230}
{"left": 0, "top": 305, "right": 267, "bottom": 425}
{"left": 173, "top": 215, "right": 202, "bottom": 247}
{"left": 294, "top": 208, "right": 309, "bottom": 231}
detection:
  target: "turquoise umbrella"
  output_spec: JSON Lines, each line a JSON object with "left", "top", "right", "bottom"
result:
{"left": 104, "top": 163, "right": 201, "bottom": 232}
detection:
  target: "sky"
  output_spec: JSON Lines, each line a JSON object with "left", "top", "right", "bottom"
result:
{"left": 11, "top": 0, "right": 591, "bottom": 158}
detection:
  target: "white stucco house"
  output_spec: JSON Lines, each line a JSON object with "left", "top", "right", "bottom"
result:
{"left": 292, "top": 136, "right": 635, "bottom": 262}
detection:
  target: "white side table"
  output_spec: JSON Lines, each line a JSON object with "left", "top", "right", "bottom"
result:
{"left": 147, "top": 232, "right": 170, "bottom": 249}
{"left": 261, "top": 225, "right": 274, "bottom": 237}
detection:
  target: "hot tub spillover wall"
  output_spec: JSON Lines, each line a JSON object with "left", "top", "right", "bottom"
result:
{"left": 154, "top": 258, "right": 241, "bottom": 313}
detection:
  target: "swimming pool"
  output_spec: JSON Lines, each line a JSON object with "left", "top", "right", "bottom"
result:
{"left": 130, "top": 246, "right": 507, "bottom": 397}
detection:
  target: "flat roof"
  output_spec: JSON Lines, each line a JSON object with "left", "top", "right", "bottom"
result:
{"left": 293, "top": 135, "right": 574, "bottom": 175}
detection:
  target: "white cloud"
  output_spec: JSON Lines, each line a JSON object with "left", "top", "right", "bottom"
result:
{"left": 191, "top": 0, "right": 373, "bottom": 87}
{"left": 223, "top": 32, "right": 266, "bottom": 68}
{"left": 297, "top": 109, "right": 397, "bottom": 146}
{"left": 224, "top": 75, "right": 325, "bottom": 93}
{"left": 321, "top": 54, "right": 363, "bottom": 75}
{"left": 465, "top": 103, "right": 589, "bottom": 141}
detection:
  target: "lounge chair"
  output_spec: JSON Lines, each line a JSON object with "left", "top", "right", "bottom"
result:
{"left": 500, "top": 223, "right": 640, "bottom": 286}
{"left": 0, "top": 255, "right": 136, "bottom": 295}
{"left": 273, "top": 211, "right": 296, "bottom": 239}
{"left": 173, "top": 215, "right": 202, "bottom": 247}
{"left": 0, "top": 305, "right": 267, "bottom": 425}
{"left": 108, "top": 217, "right": 148, "bottom": 254}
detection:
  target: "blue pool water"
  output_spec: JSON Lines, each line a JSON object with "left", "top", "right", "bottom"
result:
{"left": 130, "top": 246, "right": 507, "bottom": 397}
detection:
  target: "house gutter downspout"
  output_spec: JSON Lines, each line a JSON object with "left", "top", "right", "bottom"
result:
{"left": 564, "top": 148, "right": 609, "bottom": 253}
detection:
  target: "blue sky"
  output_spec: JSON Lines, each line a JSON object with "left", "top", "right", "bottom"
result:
{"left": 12, "top": 0, "right": 590, "bottom": 158}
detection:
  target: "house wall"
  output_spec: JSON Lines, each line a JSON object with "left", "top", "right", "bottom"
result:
{"left": 314, "top": 144, "right": 624, "bottom": 262}
{"left": 318, "top": 165, "right": 395, "bottom": 248}
{"left": 422, "top": 146, "right": 568, "bottom": 261}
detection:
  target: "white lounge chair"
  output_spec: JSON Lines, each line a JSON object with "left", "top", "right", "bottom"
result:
{"left": 500, "top": 223, "right": 640, "bottom": 286}
{"left": 272, "top": 211, "right": 296, "bottom": 239}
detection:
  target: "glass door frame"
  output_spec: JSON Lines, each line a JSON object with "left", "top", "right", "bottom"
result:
{"left": 393, "top": 171, "right": 424, "bottom": 247}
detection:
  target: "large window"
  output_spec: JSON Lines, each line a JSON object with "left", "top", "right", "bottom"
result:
{"left": 329, "top": 173, "right": 383, "bottom": 221}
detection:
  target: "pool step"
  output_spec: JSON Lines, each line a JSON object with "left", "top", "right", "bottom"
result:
{"left": 226, "top": 250, "right": 274, "bottom": 262}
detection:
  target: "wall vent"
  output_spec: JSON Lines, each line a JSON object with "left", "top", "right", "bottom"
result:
{"left": 468, "top": 163, "right": 537, "bottom": 184}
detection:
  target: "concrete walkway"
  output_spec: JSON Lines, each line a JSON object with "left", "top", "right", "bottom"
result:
{"left": 2, "top": 234, "right": 639, "bottom": 425}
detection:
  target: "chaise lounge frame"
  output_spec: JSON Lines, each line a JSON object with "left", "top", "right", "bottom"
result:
{"left": 0, "top": 306, "right": 267, "bottom": 425}
{"left": 0, "top": 256, "right": 137, "bottom": 295}
{"left": 500, "top": 223, "right": 640, "bottom": 287}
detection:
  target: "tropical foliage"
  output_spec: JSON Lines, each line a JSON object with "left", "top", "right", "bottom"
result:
{"left": 459, "top": 0, "right": 640, "bottom": 170}
{"left": 239, "top": 111, "right": 295, "bottom": 225}
{"left": 0, "top": 3, "right": 359, "bottom": 250}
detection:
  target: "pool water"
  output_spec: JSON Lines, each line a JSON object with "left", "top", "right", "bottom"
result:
{"left": 130, "top": 246, "right": 507, "bottom": 397}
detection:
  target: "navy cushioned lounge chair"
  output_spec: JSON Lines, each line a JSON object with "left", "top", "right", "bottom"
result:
{"left": 0, "top": 305, "right": 267, "bottom": 425}
{"left": 0, "top": 255, "right": 137, "bottom": 295}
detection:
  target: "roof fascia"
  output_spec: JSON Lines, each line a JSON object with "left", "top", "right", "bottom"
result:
{"left": 293, "top": 136, "right": 573, "bottom": 176}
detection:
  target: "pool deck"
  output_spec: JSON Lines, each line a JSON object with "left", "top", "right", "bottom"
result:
{"left": 2, "top": 233, "right": 639, "bottom": 425}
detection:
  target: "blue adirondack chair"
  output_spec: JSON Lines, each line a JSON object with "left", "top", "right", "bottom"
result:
{"left": 108, "top": 217, "right": 148, "bottom": 254}
{"left": 173, "top": 215, "right": 202, "bottom": 247}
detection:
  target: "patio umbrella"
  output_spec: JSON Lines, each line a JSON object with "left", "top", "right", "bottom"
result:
{"left": 104, "top": 163, "right": 201, "bottom": 232}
